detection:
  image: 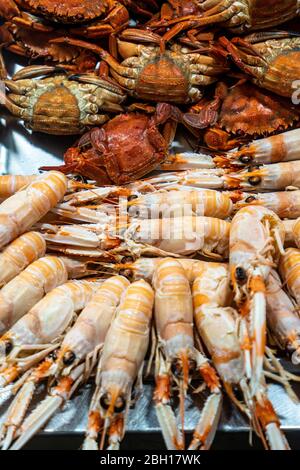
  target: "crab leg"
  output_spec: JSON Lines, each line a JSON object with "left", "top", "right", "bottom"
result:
{"left": 51, "top": 37, "right": 137, "bottom": 79}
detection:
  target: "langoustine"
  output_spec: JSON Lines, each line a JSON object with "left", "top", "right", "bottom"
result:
{"left": 279, "top": 248, "right": 300, "bottom": 306}
{"left": 229, "top": 206, "right": 285, "bottom": 395}
{"left": 145, "top": 161, "right": 300, "bottom": 192}
{"left": 232, "top": 190, "right": 300, "bottom": 220}
{"left": 0, "top": 280, "right": 96, "bottom": 387}
{"left": 82, "top": 280, "right": 154, "bottom": 450}
{"left": 128, "top": 189, "right": 233, "bottom": 220}
{"left": 41, "top": 216, "right": 231, "bottom": 259}
{"left": 153, "top": 258, "right": 221, "bottom": 450}
{"left": 0, "top": 175, "right": 37, "bottom": 201}
{"left": 192, "top": 262, "right": 290, "bottom": 450}
{"left": 106, "top": 257, "right": 226, "bottom": 284}
{"left": 215, "top": 129, "right": 300, "bottom": 168}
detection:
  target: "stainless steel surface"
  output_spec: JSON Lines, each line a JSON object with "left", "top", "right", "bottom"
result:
{"left": 1, "top": 52, "right": 300, "bottom": 444}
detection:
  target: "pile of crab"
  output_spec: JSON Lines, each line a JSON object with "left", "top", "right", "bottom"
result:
{"left": 1, "top": 0, "right": 300, "bottom": 452}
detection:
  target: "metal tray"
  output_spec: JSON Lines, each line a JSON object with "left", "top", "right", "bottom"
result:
{"left": 1, "top": 52, "right": 300, "bottom": 450}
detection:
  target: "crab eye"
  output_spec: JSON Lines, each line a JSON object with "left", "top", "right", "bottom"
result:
{"left": 235, "top": 267, "right": 247, "bottom": 285}
{"left": 4, "top": 339, "right": 13, "bottom": 355}
{"left": 245, "top": 196, "right": 257, "bottom": 203}
{"left": 63, "top": 351, "right": 76, "bottom": 366}
{"left": 248, "top": 176, "right": 261, "bottom": 186}
{"left": 239, "top": 155, "right": 253, "bottom": 164}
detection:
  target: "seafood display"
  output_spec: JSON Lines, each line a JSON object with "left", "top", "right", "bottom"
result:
{"left": 1, "top": 0, "right": 300, "bottom": 453}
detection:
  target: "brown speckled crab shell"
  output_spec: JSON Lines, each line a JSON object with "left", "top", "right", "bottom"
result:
{"left": 16, "top": 0, "right": 113, "bottom": 23}
{"left": 218, "top": 83, "right": 299, "bottom": 136}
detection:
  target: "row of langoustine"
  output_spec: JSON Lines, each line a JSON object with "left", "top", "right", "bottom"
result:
{"left": 0, "top": 258, "right": 293, "bottom": 451}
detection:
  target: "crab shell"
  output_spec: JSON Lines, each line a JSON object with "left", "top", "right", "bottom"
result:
{"left": 114, "top": 41, "right": 228, "bottom": 104}
{"left": 205, "top": 83, "right": 299, "bottom": 150}
{"left": 218, "top": 84, "right": 299, "bottom": 134}
{"left": 44, "top": 113, "right": 170, "bottom": 184}
{"left": 12, "top": 0, "right": 117, "bottom": 24}
{"left": 227, "top": 0, "right": 300, "bottom": 32}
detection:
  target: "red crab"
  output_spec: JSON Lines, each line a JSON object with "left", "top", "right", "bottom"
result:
{"left": 219, "top": 33, "right": 300, "bottom": 99}
{"left": 40, "top": 104, "right": 182, "bottom": 184}
{"left": 147, "top": 1, "right": 300, "bottom": 41}
{"left": 0, "top": 0, "right": 129, "bottom": 26}
{"left": 0, "top": 22, "right": 97, "bottom": 72}
{"left": 50, "top": 31, "right": 229, "bottom": 104}
{"left": 184, "top": 81, "right": 300, "bottom": 151}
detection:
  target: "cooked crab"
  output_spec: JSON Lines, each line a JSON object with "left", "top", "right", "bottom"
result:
{"left": 147, "top": 0, "right": 300, "bottom": 39}
{"left": 51, "top": 29, "right": 229, "bottom": 104}
{"left": 0, "top": 0, "right": 129, "bottom": 40}
{"left": 40, "top": 103, "right": 180, "bottom": 184}
{"left": 184, "top": 81, "right": 300, "bottom": 151}
{"left": 1, "top": 63, "right": 126, "bottom": 135}
{"left": 0, "top": 0, "right": 127, "bottom": 24}
{"left": 219, "top": 33, "right": 300, "bottom": 99}
{"left": 0, "top": 21, "right": 97, "bottom": 72}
